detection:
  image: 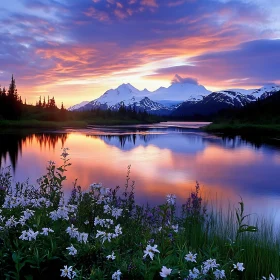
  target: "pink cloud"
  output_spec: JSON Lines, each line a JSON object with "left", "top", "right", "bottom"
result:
{"left": 84, "top": 7, "right": 110, "bottom": 22}
{"left": 141, "top": 0, "right": 158, "bottom": 7}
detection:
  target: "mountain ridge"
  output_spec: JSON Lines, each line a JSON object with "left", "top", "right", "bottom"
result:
{"left": 68, "top": 80, "right": 280, "bottom": 117}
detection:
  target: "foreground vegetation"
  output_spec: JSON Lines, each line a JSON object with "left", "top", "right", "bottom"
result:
{"left": 0, "top": 150, "right": 279, "bottom": 279}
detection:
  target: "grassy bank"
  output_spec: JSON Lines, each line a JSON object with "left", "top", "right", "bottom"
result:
{"left": 0, "top": 150, "right": 279, "bottom": 279}
{"left": 204, "top": 122, "right": 280, "bottom": 136}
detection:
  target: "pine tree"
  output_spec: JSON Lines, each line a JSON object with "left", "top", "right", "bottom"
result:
{"left": 8, "top": 74, "right": 17, "bottom": 99}
{"left": 49, "top": 96, "right": 56, "bottom": 108}
{"left": 38, "top": 96, "right": 42, "bottom": 107}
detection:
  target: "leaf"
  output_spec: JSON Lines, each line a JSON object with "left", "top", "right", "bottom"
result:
{"left": 12, "top": 252, "right": 19, "bottom": 263}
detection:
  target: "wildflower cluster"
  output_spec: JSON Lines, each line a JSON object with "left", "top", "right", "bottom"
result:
{"left": 0, "top": 149, "right": 278, "bottom": 280}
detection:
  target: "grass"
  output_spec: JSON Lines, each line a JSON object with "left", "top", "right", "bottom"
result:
{"left": 0, "top": 152, "right": 279, "bottom": 279}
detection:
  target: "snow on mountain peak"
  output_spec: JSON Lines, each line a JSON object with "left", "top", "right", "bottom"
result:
{"left": 151, "top": 82, "right": 210, "bottom": 102}
{"left": 68, "top": 101, "right": 89, "bottom": 111}
{"left": 252, "top": 85, "right": 280, "bottom": 98}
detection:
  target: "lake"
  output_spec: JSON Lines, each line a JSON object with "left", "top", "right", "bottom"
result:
{"left": 1, "top": 122, "right": 280, "bottom": 226}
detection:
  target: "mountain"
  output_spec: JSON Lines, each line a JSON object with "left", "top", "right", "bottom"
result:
{"left": 251, "top": 85, "right": 280, "bottom": 99}
{"left": 69, "top": 79, "right": 280, "bottom": 118}
{"left": 68, "top": 101, "right": 89, "bottom": 111}
{"left": 73, "top": 81, "right": 210, "bottom": 113}
{"left": 172, "top": 86, "right": 280, "bottom": 118}
{"left": 151, "top": 82, "right": 210, "bottom": 102}
{"left": 172, "top": 90, "right": 255, "bottom": 117}
{"left": 213, "top": 89, "right": 280, "bottom": 124}
{"left": 77, "top": 83, "right": 174, "bottom": 115}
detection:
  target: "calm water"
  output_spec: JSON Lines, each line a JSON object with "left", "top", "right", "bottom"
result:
{"left": 1, "top": 122, "right": 280, "bottom": 225}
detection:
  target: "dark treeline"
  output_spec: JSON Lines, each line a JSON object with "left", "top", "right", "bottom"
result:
{"left": 75, "top": 104, "right": 161, "bottom": 124}
{"left": 214, "top": 90, "right": 280, "bottom": 124}
{"left": 0, "top": 75, "right": 22, "bottom": 120}
{"left": 0, "top": 75, "right": 161, "bottom": 124}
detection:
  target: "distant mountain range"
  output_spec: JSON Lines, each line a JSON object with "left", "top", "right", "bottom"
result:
{"left": 68, "top": 78, "right": 280, "bottom": 117}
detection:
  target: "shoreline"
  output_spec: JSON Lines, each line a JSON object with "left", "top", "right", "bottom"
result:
{"left": 203, "top": 123, "right": 280, "bottom": 135}
{"left": 0, "top": 119, "right": 160, "bottom": 129}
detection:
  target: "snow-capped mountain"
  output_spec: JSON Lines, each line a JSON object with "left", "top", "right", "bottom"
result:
{"left": 151, "top": 82, "right": 210, "bottom": 102}
{"left": 78, "top": 83, "right": 174, "bottom": 115}
{"left": 251, "top": 85, "right": 280, "bottom": 99}
{"left": 68, "top": 101, "right": 89, "bottom": 111}
{"left": 69, "top": 78, "right": 280, "bottom": 117}
{"left": 172, "top": 90, "right": 255, "bottom": 117}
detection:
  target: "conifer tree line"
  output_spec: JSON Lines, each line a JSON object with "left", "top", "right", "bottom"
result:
{"left": 0, "top": 75, "right": 67, "bottom": 121}
{"left": 0, "top": 75, "right": 160, "bottom": 123}
{"left": 0, "top": 75, "right": 23, "bottom": 119}
{"left": 35, "top": 95, "right": 65, "bottom": 110}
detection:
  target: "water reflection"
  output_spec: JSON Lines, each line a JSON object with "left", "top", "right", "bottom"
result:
{"left": 0, "top": 132, "right": 68, "bottom": 171}
{"left": 1, "top": 124, "right": 280, "bottom": 227}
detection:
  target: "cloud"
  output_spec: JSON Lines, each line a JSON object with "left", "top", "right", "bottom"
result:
{"left": 0, "top": 0, "right": 279, "bottom": 105}
{"left": 172, "top": 74, "right": 198, "bottom": 85}
{"left": 150, "top": 39, "right": 280, "bottom": 88}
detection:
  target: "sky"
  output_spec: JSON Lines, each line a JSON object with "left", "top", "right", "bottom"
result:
{"left": 0, "top": 0, "right": 280, "bottom": 107}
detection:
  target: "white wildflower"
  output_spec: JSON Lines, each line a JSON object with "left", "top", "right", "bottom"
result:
{"left": 111, "top": 207, "right": 123, "bottom": 219}
{"left": 171, "top": 224, "right": 178, "bottom": 233}
{"left": 202, "top": 258, "right": 219, "bottom": 274}
{"left": 103, "top": 204, "right": 111, "bottom": 214}
{"left": 233, "top": 262, "right": 245, "bottom": 272}
{"left": 96, "top": 230, "right": 113, "bottom": 243}
{"left": 143, "top": 244, "right": 160, "bottom": 260}
{"left": 160, "top": 266, "right": 172, "bottom": 278}
{"left": 5, "top": 216, "right": 18, "bottom": 228}
{"left": 106, "top": 252, "right": 116, "bottom": 260}
{"left": 185, "top": 251, "right": 197, "bottom": 263}
{"left": 66, "top": 244, "right": 77, "bottom": 256}
{"left": 19, "top": 229, "right": 39, "bottom": 241}
{"left": 262, "top": 273, "right": 279, "bottom": 280}
{"left": 77, "top": 232, "right": 88, "bottom": 243}
{"left": 214, "top": 269, "right": 226, "bottom": 279}
{"left": 22, "top": 209, "right": 35, "bottom": 220}
{"left": 41, "top": 227, "right": 54, "bottom": 236}
{"left": 113, "top": 224, "right": 122, "bottom": 237}
{"left": 66, "top": 224, "right": 79, "bottom": 238}
{"left": 189, "top": 267, "right": 200, "bottom": 279}
{"left": 60, "top": 265, "right": 76, "bottom": 279}
{"left": 112, "top": 269, "right": 122, "bottom": 280}
{"left": 166, "top": 194, "right": 176, "bottom": 205}
{"left": 19, "top": 230, "right": 29, "bottom": 240}
{"left": 18, "top": 216, "right": 27, "bottom": 226}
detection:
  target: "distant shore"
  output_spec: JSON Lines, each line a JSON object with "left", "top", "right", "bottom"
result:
{"left": 204, "top": 122, "right": 280, "bottom": 136}
{"left": 0, "top": 118, "right": 159, "bottom": 129}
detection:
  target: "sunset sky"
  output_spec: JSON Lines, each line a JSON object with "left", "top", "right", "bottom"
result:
{"left": 0, "top": 0, "right": 280, "bottom": 107}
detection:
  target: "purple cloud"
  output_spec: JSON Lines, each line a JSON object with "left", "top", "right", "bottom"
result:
{"left": 172, "top": 74, "right": 198, "bottom": 85}
{"left": 151, "top": 39, "right": 280, "bottom": 87}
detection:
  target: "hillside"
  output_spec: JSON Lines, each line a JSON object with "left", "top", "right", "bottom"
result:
{"left": 205, "top": 90, "right": 280, "bottom": 135}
